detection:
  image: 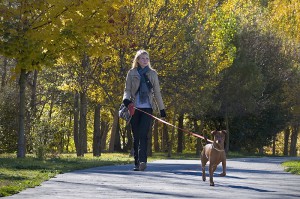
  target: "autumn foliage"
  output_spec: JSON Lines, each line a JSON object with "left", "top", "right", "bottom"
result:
{"left": 0, "top": 0, "right": 299, "bottom": 157}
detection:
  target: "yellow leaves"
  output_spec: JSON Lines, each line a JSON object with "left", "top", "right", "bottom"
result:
{"left": 266, "top": 0, "right": 300, "bottom": 60}
{"left": 111, "top": 1, "right": 122, "bottom": 10}
{"left": 0, "top": 0, "right": 79, "bottom": 72}
{"left": 268, "top": 0, "right": 300, "bottom": 41}
{"left": 57, "top": 82, "right": 77, "bottom": 92}
{"left": 88, "top": 88, "right": 104, "bottom": 103}
{"left": 204, "top": 3, "right": 237, "bottom": 75}
{"left": 75, "top": 10, "right": 84, "bottom": 17}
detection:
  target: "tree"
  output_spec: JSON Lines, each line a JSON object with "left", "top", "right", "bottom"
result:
{"left": 34, "top": 0, "right": 126, "bottom": 156}
{"left": 0, "top": 0, "right": 78, "bottom": 157}
{"left": 215, "top": 0, "right": 292, "bottom": 152}
{"left": 93, "top": 104, "right": 101, "bottom": 156}
{"left": 267, "top": 0, "right": 300, "bottom": 156}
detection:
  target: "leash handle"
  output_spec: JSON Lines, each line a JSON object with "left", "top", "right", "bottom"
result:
{"left": 134, "top": 107, "right": 213, "bottom": 143}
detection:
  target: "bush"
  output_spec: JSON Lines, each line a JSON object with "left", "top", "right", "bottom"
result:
{"left": 0, "top": 86, "right": 18, "bottom": 153}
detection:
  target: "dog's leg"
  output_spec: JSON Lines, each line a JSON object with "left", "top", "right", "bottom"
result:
{"left": 202, "top": 162, "right": 207, "bottom": 181}
{"left": 212, "top": 164, "right": 217, "bottom": 173}
{"left": 220, "top": 159, "right": 226, "bottom": 177}
{"left": 201, "top": 148, "right": 208, "bottom": 182}
{"left": 201, "top": 156, "right": 207, "bottom": 182}
{"left": 209, "top": 163, "right": 214, "bottom": 186}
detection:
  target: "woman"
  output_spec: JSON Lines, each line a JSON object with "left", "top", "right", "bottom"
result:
{"left": 123, "top": 49, "right": 166, "bottom": 171}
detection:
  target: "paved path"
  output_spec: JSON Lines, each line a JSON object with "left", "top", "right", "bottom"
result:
{"left": 6, "top": 157, "right": 300, "bottom": 199}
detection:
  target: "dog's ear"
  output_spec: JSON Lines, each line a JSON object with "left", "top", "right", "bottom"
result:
{"left": 221, "top": 130, "right": 227, "bottom": 134}
{"left": 211, "top": 130, "right": 217, "bottom": 135}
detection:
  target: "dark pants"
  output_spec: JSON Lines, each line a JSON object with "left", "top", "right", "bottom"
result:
{"left": 130, "top": 108, "right": 153, "bottom": 166}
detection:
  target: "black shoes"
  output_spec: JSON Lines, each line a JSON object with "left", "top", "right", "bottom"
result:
{"left": 133, "top": 165, "right": 139, "bottom": 171}
{"left": 132, "top": 162, "right": 147, "bottom": 171}
{"left": 139, "top": 162, "right": 147, "bottom": 171}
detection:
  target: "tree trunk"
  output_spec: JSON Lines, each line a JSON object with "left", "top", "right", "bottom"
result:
{"left": 194, "top": 118, "right": 204, "bottom": 156}
{"left": 258, "top": 147, "right": 264, "bottom": 155}
{"left": 59, "top": 122, "right": 65, "bottom": 153}
{"left": 153, "top": 120, "right": 159, "bottom": 152}
{"left": 114, "top": 122, "right": 122, "bottom": 152}
{"left": 162, "top": 123, "right": 169, "bottom": 152}
{"left": 109, "top": 109, "right": 119, "bottom": 152}
{"left": 66, "top": 111, "right": 72, "bottom": 152}
{"left": 78, "top": 53, "right": 89, "bottom": 156}
{"left": 17, "top": 69, "right": 26, "bottom": 158}
{"left": 27, "top": 70, "right": 38, "bottom": 153}
{"left": 283, "top": 128, "right": 290, "bottom": 156}
{"left": 1, "top": 57, "right": 7, "bottom": 90}
{"left": 290, "top": 125, "right": 299, "bottom": 156}
{"left": 100, "top": 120, "right": 109, "bottom": 151}
{"left": 225, "top": 112, "right": 230, "bottom": 153}
{"left": 30, "top": 70, "right": 38, "bottom": 118}
{"left": 73, "top": 92, "right": 79, "bottom": 155}
{"left": 272, "top": 135, "right": 276, "bottom": 156}
{"left": 168, "top": 112, "right": 177, "bottom": 157}
{"left": 93, "top": 104, "right": 101, "bottom": 157}
{"left": 125, "top": 124, "right": 132, "bottom": 152}
{"left": 78, "top": 91, "right": 87, "bottom": 156}
{"left": 177, "top": 114, "right": 184, "bottom": 153}
{"left": 147, "top": 119, "right": 153, "bottom": 157}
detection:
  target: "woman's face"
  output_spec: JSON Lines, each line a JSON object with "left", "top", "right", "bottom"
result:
{"left": 137, "top": 54, "right": 149, "bottom": 68}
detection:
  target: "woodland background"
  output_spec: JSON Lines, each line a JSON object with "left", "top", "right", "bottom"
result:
{"left": 0, "top": 0, "right": 299, "bottom": 158}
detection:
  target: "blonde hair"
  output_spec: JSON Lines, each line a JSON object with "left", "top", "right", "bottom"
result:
{"left": 131, "top": 49, "right": 152, "bottom": 69}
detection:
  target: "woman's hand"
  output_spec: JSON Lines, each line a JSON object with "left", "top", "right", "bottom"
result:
{"left": 160, "top": 109, "right": 166, "bottom": 118}
{"left": 128, "top": 103, "right": 135, "bottom": 116}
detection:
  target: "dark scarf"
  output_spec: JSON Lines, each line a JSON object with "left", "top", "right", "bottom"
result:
{"left": 137, "top": 65, "right": 150, "bottom": 103}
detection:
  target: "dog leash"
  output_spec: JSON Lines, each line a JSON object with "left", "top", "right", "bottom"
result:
{"left": 134, "top": 107, "right": 213, "bottom": 143}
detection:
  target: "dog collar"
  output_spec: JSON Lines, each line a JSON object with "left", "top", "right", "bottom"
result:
{"left": 212, "top": 143, "right": 224, "bottom": 152}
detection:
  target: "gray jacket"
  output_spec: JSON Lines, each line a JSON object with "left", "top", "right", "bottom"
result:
{"left": 123, "top": 67, "right": 165, "bottom": 112}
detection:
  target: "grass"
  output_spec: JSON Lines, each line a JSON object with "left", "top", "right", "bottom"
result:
{"left": 0, "top": 153, "right": 134, "bottom": 197}
{"left": 282, "top": 160, "right": 300, "bottom": 175}
{"left": 0, "top": 152, "right": 299, "bottom": 197}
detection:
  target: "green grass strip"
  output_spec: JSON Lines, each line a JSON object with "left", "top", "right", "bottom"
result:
{"left": 0, "top": 153, "right": 133, "bottom": 197}
{"left": 282, "top": 160, "right": 300, "bottom": 175}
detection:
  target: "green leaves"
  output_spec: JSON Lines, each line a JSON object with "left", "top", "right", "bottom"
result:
{"left": 205, "top": 6, "right": 237, "bottom": 75}
{"left": 0, "top": 0, "right": 299, "bottom": 156}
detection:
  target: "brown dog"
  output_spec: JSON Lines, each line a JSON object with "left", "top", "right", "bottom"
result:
{"left": 201, "top": 130, "right": 226, "bottom": 186}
